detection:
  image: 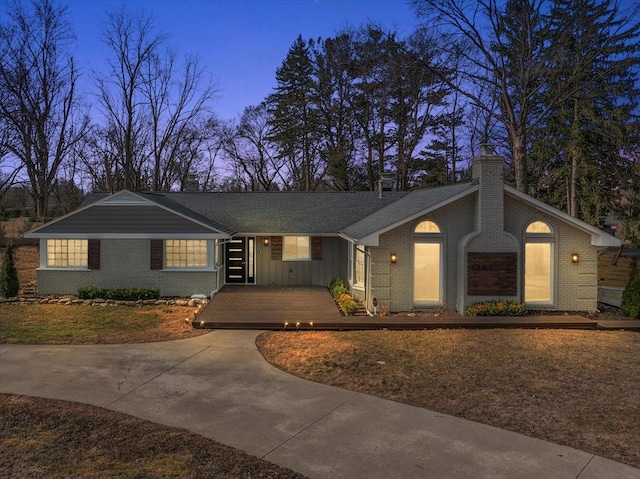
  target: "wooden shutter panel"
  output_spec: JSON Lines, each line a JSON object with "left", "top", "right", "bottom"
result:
{"left": 150, "top": 239, "right": 164, "bottom": 270}
{"left": 311, "top": 237, "right": 323, "bottom": 260}
{"left": 88, "top": 239, "right": 101, "bottom": 270}
{"left": 271, "top": 236, "right": 282, "bottom": 261}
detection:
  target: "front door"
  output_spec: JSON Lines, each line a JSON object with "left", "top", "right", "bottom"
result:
{"left": 225, "top": 237, "right": 255, "bottom": 284}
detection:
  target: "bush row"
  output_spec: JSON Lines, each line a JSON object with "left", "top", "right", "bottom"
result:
{"left": 329, "top": 277, "right": 359, "bottom": 315}
{"left": 465, "top": 300, "right": 526, "bottom": 316}
{"left": 78, "top": 287, "right": 160, "bottom": 301}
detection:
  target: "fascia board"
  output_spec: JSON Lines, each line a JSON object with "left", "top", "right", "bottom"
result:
{"left": 26, "top": 233, "right": 228, "bottom": 239}
{"left": 504, "top": 186, "right": 622, "bottom": 247}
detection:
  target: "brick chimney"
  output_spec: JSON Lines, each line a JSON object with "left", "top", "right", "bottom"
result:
{"left": 472, "top": 143, "right": 504, "bottom": 235}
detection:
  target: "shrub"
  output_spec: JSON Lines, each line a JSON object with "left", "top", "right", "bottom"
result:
{"left": 329, "top": 277, "right": 348, "bottom": 298}
{"left": 465, "top": 300, "right": 526, "bottom": 316}
{"left": 78, "top": 287, "right": 160, "bottom": 301}
{"left": 0, "top": 243, "right": 20, "bottom": 298}
{"left": 340, "top": 297, "right": 359, "bottom": 315}
{"left": 621, "top": 259, "right": 640, "bottom": 319}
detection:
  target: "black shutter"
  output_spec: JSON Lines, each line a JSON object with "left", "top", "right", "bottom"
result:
{"left": 88, "top": 240, "right": 101, "bottom": 270}
{"left": 271, "top": 236, "right": 282, "bottom": 261}
{"left": 150, "top": 240, "right": 163, "bottom": 270}
{"left": 311, "top": 237, "right": 322, "bottom": 260}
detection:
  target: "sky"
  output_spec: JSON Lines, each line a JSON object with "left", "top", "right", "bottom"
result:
{"left": 64, "top": 0, "right": 421, "bottom": 121}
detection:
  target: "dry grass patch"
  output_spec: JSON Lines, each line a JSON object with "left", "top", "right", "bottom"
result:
{"left": 0, "top": 394, "right": 306, "bottom": 479}
{"left": 257, "top": 329, "right": 640, "bottom": 469}
{"left": 0, "top": 304, "right": 207, "bottom": 344}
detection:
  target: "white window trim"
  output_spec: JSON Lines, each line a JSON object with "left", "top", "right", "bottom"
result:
{"left": 354, "top": 246, "right": 366, "bottom": 288}
{"left": 163, "top": 239, "right": 215, "bottom": 271}
{"left": 42, "top": 239, "right": 89, "bottom": 270}
{"left": 524, "top": 220, "right": 556, "bottom": 306}
{"left": 413, "top": 220, "right": 444, "bottom": 307}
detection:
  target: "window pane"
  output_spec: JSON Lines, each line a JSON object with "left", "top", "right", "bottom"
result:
{"left": 415, "top": 221, "right": 440, "bottom": 233}
{"left": 525, "top": 243, "right": 551, "bottom": 302}
{"left": 46, "top": 239, "right": 87, "bottom": 268}
{"left": 526, "top": 221, "right": 551, "bottom": 233}
{"left": 165, "top": 240, "right": 207, "bottom": 268}
{"left": 355, "top": 248, "right": 365, "bottom": 284}
{"left": 283, "top": 236, "right": 310, "bottom": 261}
{"left": 414, "top": 243, "right": 440, "bottom": 303}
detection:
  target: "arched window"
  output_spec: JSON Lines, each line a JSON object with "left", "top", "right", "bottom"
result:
{"left": 413, "top": 220, "right": 443, "bottom": 306}
{"left": 524, "top": 220, "right": 554, "bottom": 304}
{"left": 526, "top": 221, "right": 552, "bottom": 234}
{"left": 415, "top": 220, "right": 441, "bottom": 233}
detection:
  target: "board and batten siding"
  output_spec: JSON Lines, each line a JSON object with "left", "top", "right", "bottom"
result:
{"left": 256, "top": 236, "right": 348, "bottom": 286}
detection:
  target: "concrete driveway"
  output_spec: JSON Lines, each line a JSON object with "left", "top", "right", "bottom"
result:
{"left": 0, "top": 331, "right": 638, "bottom": 479}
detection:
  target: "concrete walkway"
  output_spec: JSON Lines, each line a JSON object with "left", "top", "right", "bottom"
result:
{"left": 1, "top": 331, "right": 638, "bottom": 479}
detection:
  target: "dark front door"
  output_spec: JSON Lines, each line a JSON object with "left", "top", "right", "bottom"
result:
{"left": 225, "top": 237, "right": 255, "bottom": 284}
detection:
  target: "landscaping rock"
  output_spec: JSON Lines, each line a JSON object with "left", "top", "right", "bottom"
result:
{"left": 175, "top": 299, "right": 188, "bottom": 306}
{"left": 126, "top": 301, "right": 136, "bottom": 306}
{"left": 93, "top": 298, "right": 106, "bottom": 304}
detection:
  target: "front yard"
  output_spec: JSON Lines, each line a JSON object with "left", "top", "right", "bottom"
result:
{"left": 258, "top": 329, "right": 640, "bottom": 470}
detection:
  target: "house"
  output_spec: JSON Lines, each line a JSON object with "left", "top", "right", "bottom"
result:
{"left": 24, "top": 146, "right": 621, "bottom": 314}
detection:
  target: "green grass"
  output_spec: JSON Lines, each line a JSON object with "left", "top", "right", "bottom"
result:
{"left": 0, "top": 304, "right": 185, "bottom": 344}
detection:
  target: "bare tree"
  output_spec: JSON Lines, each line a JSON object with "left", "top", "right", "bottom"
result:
{"left": 415, "top": 0, "right": 563, "bottom": 192}
{"left": 0, "top": 0, "right": 89, "bottom": 219}
{"left": 221, "top": 104, "right": 286, "bottom": 191}
{"left": 95, "top": 7, "right": 216, "bottom": 192}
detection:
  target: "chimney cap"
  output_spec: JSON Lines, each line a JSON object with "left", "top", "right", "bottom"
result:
{"left": 479, "top": 143, "right": 495, "bottom": 156}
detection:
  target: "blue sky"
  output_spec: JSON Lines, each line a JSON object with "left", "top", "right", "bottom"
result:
{"left": 65, "top": 0, "right": 420, "bottom": 120}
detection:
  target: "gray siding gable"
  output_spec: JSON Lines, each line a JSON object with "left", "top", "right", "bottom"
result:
{"left": 341, "top": 182, "right": 478, "bottom": 242}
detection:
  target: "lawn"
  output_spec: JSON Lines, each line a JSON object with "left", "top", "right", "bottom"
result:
{"left": 0, "top": 394, "right": 306, "bottom": 479}
{"left": 257, "top": 329, "right": 640, "bottom": 470}
{"left": 0, "top": 304, "right": 208, "bottom": 344}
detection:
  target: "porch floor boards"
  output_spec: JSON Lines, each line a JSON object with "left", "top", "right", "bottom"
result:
{"left": 192, "top": 286, "right": 633, "bottom": 331}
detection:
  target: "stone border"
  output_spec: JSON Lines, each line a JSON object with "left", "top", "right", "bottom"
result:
{"left": 0, "top": 297, "right": 208, "bottom": 307}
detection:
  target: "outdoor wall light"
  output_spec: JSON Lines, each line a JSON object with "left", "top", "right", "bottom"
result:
{"left": 390, "top": 253, "right": 398, "bottom": 263}
{"left": 571, "top": 253, "right": 579, "bottom": 264}
{"left": 263, "top": 237, "right": 269, "bottom": 246}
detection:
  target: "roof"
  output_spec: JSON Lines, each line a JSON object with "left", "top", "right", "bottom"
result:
{"left": 27, "top": 183, "right": 621, "bottom": 248}
{"left": 341, "top": 182, "right": 478, "bottom": 244}
{"left": 78, "top": 190, "right": 409, "bottom": 235}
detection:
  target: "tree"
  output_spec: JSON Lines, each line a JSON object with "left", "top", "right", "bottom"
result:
{"left": 531, "top": 0, "right": 640, "bottom": 223}
{"left": 221, "top": 104, "right": 285, "bottom": 191}
{"left": 0, "top": 0, "right": 89, "bottom": 219}
{"left": 95, "top": 7, "right": 215, "bottom": 192}
{"left": 0, "top": 243, "right": 19, "bottom": 298}
{"left": 414, "top": 0, "right": 565, "bottom": 192}
{"left": 268, "top": 35, "right": 324, "bottom": 191}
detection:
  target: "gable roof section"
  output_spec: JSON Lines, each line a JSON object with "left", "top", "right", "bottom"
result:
{"left": 24, "top": 190, "right": 233, "bottom": 238}
{"left": 341, "top": 182, "right": 479, "bottom": 245}
{"left": 504, "top": 186, "right": 621, "bottom": 247}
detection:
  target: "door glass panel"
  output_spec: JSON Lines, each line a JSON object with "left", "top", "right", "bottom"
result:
{"left": 525, "top": 243, "right": 551, "bottom": 302}
{"left": 414, "top": 243, "right": 441, "bottom": 303}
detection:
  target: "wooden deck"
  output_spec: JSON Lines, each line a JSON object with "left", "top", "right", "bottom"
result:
{"left": 191, "top": 286, "right": 633, "bottom": 331}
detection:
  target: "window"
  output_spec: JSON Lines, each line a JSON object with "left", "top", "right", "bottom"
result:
{"left": 413, "top": 220, "right": 443, "bottom": 305}
{"left": 46, "top": 239, "right": 88, "bottom": 268}
{"left": 165, "top": 240, "right": 208, "bottom": 268}
{"left": 355, "top": 247, "right": 365, "bottom": 285}
{"left": 524, "top": 221, "right": 553, "bottom": 304}
{"left": 283, "top": 236, "right": 310, "bottom": 261}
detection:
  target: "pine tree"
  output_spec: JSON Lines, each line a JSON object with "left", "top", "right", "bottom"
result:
{"left": 531, "top": 0, "right": 640, "bottom": 224}
{"left": 267, "top": 35, "right": 322, "bottom": 191}
{"left": 0, "top": 243, "right": 20, "bottom": 298}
